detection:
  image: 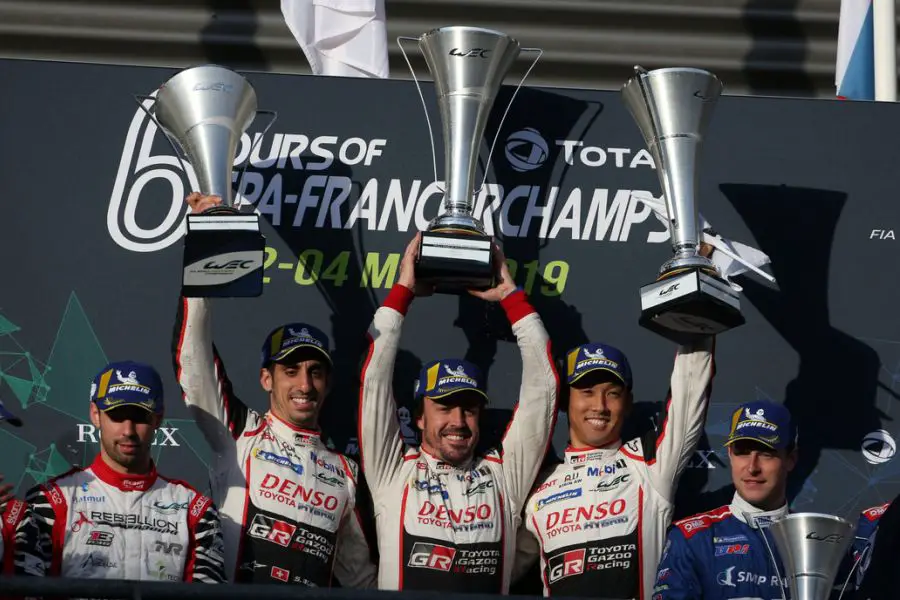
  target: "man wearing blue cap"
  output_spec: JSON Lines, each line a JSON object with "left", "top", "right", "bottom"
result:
{"left": 172, "top": 193, "right": 376, "bottom": 587}
{"left": 513, "top": 333, "right": 715, "bottom": 599}
{"left": 357, "top": 234, "right": 558, "bottom": 593}
{"left": 19, "top": 361, "right": 226, "bottom": 582}
{"left": 652, "top": 400, "right": 798, "bottom": 599}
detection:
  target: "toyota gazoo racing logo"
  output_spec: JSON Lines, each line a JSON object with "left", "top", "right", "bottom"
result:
{"left": 548, "top": 548, "right": 585, "bottom": 583}
{"left": 408, "top": 542, "right": 456, "bottom": 571}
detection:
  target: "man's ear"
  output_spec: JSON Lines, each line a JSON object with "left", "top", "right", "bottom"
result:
{"left": 260, "top": 367, "right": 273, "bottom": 393}
{"left": 785, "top": 447, "right": 799, "bottom": 472}
{"left": 89, "top": 403, "right": 101, "bottom": 429}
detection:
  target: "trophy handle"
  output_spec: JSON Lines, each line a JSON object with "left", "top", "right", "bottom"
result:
{"left": 234, "top": 109, "right": 278, "bottom": 209}
{"left": 836, "top": 542, "right": 869, "bottom": 600}
{"left": 397, "top": 35, "right": 444, "bottom": 195}
{"left": 476, "top": 47, "right": 543, "bottom": 197}
{"left": 755, "top": 518, "right": 789, "bottom": 600}
{"left": 132, "top": 94, "right": 193, "bottom": 185}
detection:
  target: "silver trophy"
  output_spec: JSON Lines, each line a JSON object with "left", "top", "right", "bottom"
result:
{"left": 137, "top": 64, "right": 275, "bottom": 297}
{"left": 765, "top": 513, "right": 857, "bottom": 600}
{"left": 621, "top": 66, "right": 744, "bottom": 343}
{"left": 399, "top": 26, "right": 540, "bottom": 294}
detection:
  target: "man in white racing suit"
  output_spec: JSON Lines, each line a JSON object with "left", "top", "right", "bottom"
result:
{"left": 23, "top": 361, "right": 226, "bottom": 582}
{"left": 358, "top": 235, "right": 559, "bottom": 593}
{"left": 173, "top": 193, "right": 376, "bottom": 587}
{"left": 514, "top": 336, "right": 714, "bottom": 599}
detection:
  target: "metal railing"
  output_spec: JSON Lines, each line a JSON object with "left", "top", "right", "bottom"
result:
{"left": 0, "top": 576, "right": 620, "bottom": 600}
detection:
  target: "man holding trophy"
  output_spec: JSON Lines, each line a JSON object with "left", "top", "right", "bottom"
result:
{"left": 512, "top": 66, "right": 737, "bottom": 600}
{"left": 163, "top": 64, "right": 375, "bottom": 587}
{"left": 357, "top": 26, "right": 558, "bottom": 593}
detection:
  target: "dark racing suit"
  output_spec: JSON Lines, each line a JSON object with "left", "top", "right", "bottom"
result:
{"left": 22, "top": 456, "right": 225, "bottom": 582}
{"left": 358, "top": 285, "right": 558, "bottom": 592}
{"left": 1, "top": 498, "right": 36, "bottom": 575}
{"left": 652, "top": 494, "right": 789, "bottom": 600}
{"left": 514, "top": 339, "right": 714, "bottom": 599}
{"left": 173, "top": 297, "right": 376, "bottom": 587}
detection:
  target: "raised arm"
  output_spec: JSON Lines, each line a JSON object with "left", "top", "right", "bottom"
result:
{"left": 173, "top": 297, "right": 251, "bottom": 453}
{"left": 494, "top": 290, "right": 559, "bottom": 510}
{"left": 172, "top": 193, "right": 253, "bottom": 454}
{"left": 357, "top": 284, "right": 411, "bottom": 496}
{"left": 620, "top": 338, "right": 715, "bottom": 499}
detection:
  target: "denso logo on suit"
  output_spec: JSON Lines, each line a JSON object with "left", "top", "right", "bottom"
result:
{"left": 416, "top": 502, "right": 493, "bottom": 532}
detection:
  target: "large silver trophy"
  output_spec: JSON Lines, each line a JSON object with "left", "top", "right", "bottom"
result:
{"left": 140, "top": 64, "right": 271, "bottom": 297}
{"left": 766, "top": 513, "right": 856, "bottom": 600}
{"left": 621, "top": 66, "right": 744, "bottom": 343}
{"left": 400, "top": 27, "right": 539, "bottom": 294}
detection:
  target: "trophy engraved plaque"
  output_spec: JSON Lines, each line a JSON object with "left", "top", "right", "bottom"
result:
{"left": 621, "top": 66, "right": 744, "bottom": 343}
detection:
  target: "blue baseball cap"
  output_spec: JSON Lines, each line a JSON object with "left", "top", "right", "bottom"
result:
{"left": 565, "top": 343, "right": 633, "bottom": 389}
{"left": 414, "top": 359, "right": 488, "bottom": 403}
{"left": 0, "top": 397, "right": 22, "bottom": 427}
{"left": 261, "top": 323, "right": 332, "bottom": 368}
{"left": 90, "top": 361, "right": 164, "bottom": 414}
{"left": 725, "top": 401, "right": 796, "bottom": 450}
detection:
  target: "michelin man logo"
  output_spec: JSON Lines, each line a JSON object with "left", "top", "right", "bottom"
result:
{"left": 116, "top": 370, "right": 140, "bottom": 385}
{"left": 745, "top": 408, "right": 766, "bottom": 422}
{"left": 444, "top": 364, "right": 467, "bottom": 377}
{"left": 289, "top": 327, "right": 311, "bottom": 339}
{"left": 583, "top": 348, "right": 605, "bottom": 360}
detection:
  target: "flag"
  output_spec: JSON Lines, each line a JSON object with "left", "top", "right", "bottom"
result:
{"left": 630, "top": 192, "right": 775, "bottom": 293}
{"left": 281, "top": 0, "right": 389, "bottom": 79}
{"left": 836, "top": 0, "right": 875, "bottom": 100}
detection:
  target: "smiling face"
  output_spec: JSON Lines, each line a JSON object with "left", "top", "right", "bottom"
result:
{"left": 728, "top": 439, "right": 797, "bottom": 510}
{"left": 416, "top": 392, "right": 483, "bottom": 467}
{"left": 567, "top": 371, "right": 632, "bottom": 449}
{"left": 260, "top": 354, "right": 330, "bottom": 430}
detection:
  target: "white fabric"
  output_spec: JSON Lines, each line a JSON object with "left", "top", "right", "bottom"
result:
{"left": 631, "top": 191, "right": 775, "bottom": 292}
{"left": 282, "top": 0, "right": 389, "bottom": 78}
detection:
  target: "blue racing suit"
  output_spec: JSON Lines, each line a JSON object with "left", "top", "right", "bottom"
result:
{"left": 652, "top": 494, "right": 789, "bottom": 600}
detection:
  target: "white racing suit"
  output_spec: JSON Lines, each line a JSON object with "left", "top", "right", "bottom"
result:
{"left": 514, "top": 339, "right": 714, "bottom": 599}
{"left": 173, "top": 297, "right": 376, "bottom": 587}
{"left": 358, "top": 285, "right": 558, "bottom": 592}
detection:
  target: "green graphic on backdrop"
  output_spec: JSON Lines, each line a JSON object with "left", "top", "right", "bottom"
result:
{"left": 0, "top": 292, "right": 213, "bottom": 494}
{"left": 43, "top": 292, "right": 108, "bottom": 419}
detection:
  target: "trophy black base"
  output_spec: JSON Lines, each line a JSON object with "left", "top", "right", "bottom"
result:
{"left": 639, "top": 269, "right": 744, "bottom": 344}
{"left": 415, "top": 230, "right": 494, "bottom": 295}
{"left": 182, "top": 213, "right": 266, "bottom": 298}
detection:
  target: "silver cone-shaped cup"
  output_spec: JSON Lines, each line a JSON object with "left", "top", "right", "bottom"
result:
{"left": 768, "top": 513, "right": 856, "bottom": 600}
{"left": 146, "top": 64, "right": 267, "bottom": 297}
{"left": 621, "top": 65, "right": 744, "bottom": 343}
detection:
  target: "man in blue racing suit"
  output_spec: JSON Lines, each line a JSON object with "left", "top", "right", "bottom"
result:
{"left": 653, "top": 401, "right": 798, "bottom": 600}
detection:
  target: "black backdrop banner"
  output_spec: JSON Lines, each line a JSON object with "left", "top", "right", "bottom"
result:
{"left": 0, "top": 58, "right": 897, "bottom": 534}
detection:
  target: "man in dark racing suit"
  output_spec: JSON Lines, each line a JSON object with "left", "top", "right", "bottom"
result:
{"left": 173, "top": 193, "right": 376, "bottom": 587}
{"left": 513, "top": 335, "right": 714, "bottom": 599}
{"left": 653, "top": 401, "right": 798, "bottom": 600}
{"left": 358, "top": 235, "right": 559, "bottom": 593}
